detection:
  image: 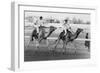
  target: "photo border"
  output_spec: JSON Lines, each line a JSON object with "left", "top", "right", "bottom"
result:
{"left": 11, "top": 2, "right": 97, "bottom": 71}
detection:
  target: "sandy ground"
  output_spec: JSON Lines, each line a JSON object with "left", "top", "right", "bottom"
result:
{"left": 24, "top": 40, "right": 90, "bottom": 62}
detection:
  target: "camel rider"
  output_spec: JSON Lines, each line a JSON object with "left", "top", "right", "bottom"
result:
{"left": 33, "top": 16, "right": 44, "bottom": 38}
{"left": 62, "top": 19, "right": 74, "bottom": 35}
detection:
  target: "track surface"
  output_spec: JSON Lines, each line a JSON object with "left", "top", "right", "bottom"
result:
{"left": 24, "top": 43, "right": 90, "bottom": 62}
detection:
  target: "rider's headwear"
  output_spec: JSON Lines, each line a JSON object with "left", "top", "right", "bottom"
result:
{"left": 64, "top": 19, "right": 68, "bottom": 23}
{"left": 40, "top": 16, "right": 43, "bottom": 20}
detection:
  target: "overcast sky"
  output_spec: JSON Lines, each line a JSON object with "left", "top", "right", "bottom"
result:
{"left": 25, "top": 11, "right": 90, "bottom": 23}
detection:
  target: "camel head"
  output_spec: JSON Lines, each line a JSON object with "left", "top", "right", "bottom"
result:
{"left": 76, "top": 28, "right": 83, "bottom": 34}
{"left": 50, "top": 26, "right": 57, "bottom": 32}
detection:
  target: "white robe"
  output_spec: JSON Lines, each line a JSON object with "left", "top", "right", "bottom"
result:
{"left": 33, "top": 20, "right": 44, "bottom": 33}
{"left": 62, "top": 23, "right": 70, "bottom": 35}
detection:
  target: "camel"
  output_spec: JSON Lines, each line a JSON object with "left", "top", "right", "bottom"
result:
{"left": 27, "top": 25, "right": 57, "bottom": 49}
{"left": 39, "top": 26, "right": 57, "bottom": 43}
{"left": 54, "top": 28, "right": 83, "bottom": 52}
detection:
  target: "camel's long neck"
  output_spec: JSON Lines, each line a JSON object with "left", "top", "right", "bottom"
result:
{"left": 74, "top": 31, "right": 81, "bottom": 39}
{"left": 45, "top": 30, "right": 55, "bottom": 38}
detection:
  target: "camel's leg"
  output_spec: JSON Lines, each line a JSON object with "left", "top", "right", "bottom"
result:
{"left": 51, "top": 38, "right": 60, "bottom": 56}
{"left": 46, "top": 39, "right": 49, "bottom": 50}
{"left": 46, "top": 39, "right": 49, "bottom": 47}
{"left": 35, "top": 39, "right": 39, "bottom": 50}
{"left": 47, "top": 39, "right": 51, "bottom": 50}
{"left": 62, "top": 41, "right": 65, "bottom": 53}
{"left": 25, "top": 36, "right": 34, "bottom": 49}
{"left": 63, "top": 41, "right": 65, "bottom": 50}
{"left": 34, "top": 39, "right": 37, "bottom": 49}
{"left": 25, "top": 40, "right": 31, "bottom": 49}
{"left": 63, "top": 41, "right": 67, "bottom": 54}
{"left": 73, "top": 41, "right": 77, "bottom": 54}
{"left": 39, "top": 38, "right": 43, "bottom": 43}
{"left": 54, "top": 38, "right": 60, "bottom": 49}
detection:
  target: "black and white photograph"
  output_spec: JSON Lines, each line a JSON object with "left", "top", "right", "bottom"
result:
{"left": 10, "top": 2, "right": 98, "bottom": 71}
{"left": 24, "top": 10, "right": 90, "bottom": 61}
